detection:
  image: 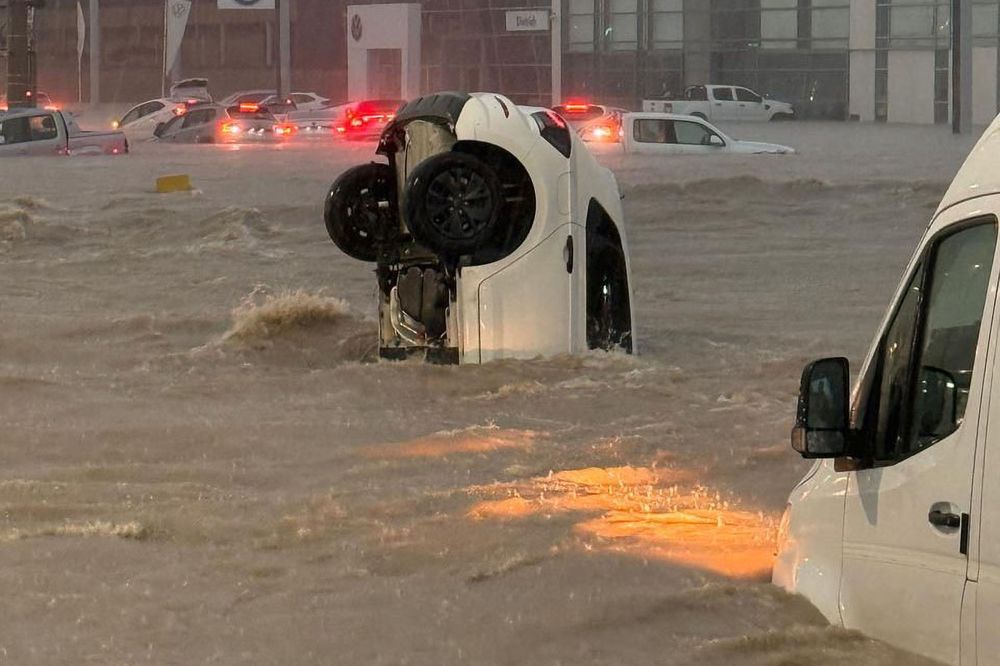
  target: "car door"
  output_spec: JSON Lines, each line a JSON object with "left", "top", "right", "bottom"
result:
{"left": 734, "top": 87, "right": 768, "bottom": 121}
{"left": 672, "top": 119, "right": 725, "bottom": 154}
{"left": 628, "top": 117, "right": 679, "bottom": 154}
{"left": 839, "top": 203, "right": 1000, "bottom": 666}
{"left": 709, "top": 86, "right": 739, "bottom": 121}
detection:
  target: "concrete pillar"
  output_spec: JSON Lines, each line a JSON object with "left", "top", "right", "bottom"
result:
{"left": 551, "top": 0, "right": 562, "bottom": 105}
{"left": 848, "top": 0, "right": 875, "bottom": 121}
{"left": 5, "top": 0, "right": 31, "bottom": 107}
{"left": 682, "top": 0, "right": 711, "bottom": 87}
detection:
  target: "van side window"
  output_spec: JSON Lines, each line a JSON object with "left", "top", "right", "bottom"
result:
{"left": 856, "top": 219, "right": 997, "bottom": 462}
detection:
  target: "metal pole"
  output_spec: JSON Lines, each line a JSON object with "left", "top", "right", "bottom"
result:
{"left": 6, "top": 0, "right": 31, "bottom": 107}
{"left": 952, "top": 0, "right": 972, "bottom": 133}
{"left": 89, "top": 0, "right": 100, "bottom": 104}
{"left": 551, "top": 0, "right": 561, "bottom": 106}
{"left": 277, "top": 0, "right": 291, "bottom": 98}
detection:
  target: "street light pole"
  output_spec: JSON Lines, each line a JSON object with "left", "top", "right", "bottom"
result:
{"left": 276, "top": 0, "right": 290, "bottom": 98}
{"left": 952, "top": 0, "right": 972, "bottom": 133}
{"left": 89, "top": 0, "right": 100, "bottom": 104}
{"left": 551, "top": 0, "right": 561, "bottom": 106}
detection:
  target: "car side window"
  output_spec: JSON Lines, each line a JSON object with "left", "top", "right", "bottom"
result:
{"left": 291, "top": 94, "right": 311, "bottom": 104}
{"left": 142, "top": 101, "right": 165, "bottom": 117}
{"left": 633, "top": 119, "right": 675, "bottom": 144}
{"left": 854, "top": 219, "right": 997, "bottom": 463}
{"left": 29, "top": 114, "right": 58, "bottom": 141}
{"left": 120, "top": 105, "right": 144, "bottom": 126}
{"left": 0, "top": 117, "right": 32, "bottom": 144}
{"left": 674, "top": 120, "right": 717, "bottom": 146}
{"left": 158, "top": 114, "right": 185, "bottom": 136}
{"left": 182, "top": 109, "right": 212, "bottom": 128}
{"left": 736, "top": 88, "right": 763, "bottom": 103}
{"left": 712, "top": 87, "right": 734, "bottom": 102}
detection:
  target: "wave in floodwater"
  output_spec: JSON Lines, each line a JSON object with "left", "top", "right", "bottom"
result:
{"left": 621, "top": 175, "right": 949, "bottom": 201}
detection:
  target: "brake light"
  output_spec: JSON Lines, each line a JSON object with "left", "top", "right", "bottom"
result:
{"left": 591, "top": 125, "right": 613, "bottom": 140}
{"left": 350, "top": 117, "right": 364, "bottom": 128}
{"left": 221, "top": 122, "right": 242, "bottom": 135}
{"left": 239, "top": 102, "right": 260, "bottom": 113}
{"left": 173, "top": 106, "right": 187, "bottom": 116}
{"left": 563, "top": 102, "right": 589, "bottom": 114}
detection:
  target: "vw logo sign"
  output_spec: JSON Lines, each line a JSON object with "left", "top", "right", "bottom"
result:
{"left": 351, "top": 14, "right": 363, "bottom": 42}
{"left": 170, "top": 1, "right": 189, "bottom": 17}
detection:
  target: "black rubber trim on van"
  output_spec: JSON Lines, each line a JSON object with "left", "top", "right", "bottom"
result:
{"left": 377, "top": 92, "right": 471, "bottom": 156}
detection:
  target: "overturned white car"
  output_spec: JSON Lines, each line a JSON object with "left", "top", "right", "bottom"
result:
{"left": 324, "top": 92, "right": 636, "bottom": 364}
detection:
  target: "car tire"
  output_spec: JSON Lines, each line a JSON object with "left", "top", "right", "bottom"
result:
{"left": 587, "top": 236, "right": 632, "bottom": 353}
{"left": 403, "top": 152, "right": 504, "bottom": 258}
{"left": 324, "top": 162, "right": 398, "bottom": 262}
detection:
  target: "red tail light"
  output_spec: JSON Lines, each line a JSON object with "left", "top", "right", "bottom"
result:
{"left": 221, "top": 121, "right": 242, "bottom": 135}
{"left": 563, "top": 102, "right": 590, "bottom": 114}
{"left": 239, "top": 102, "right": 260, "bottom": 113}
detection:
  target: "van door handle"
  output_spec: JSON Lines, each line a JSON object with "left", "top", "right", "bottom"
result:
{"left": 564, "top": 235, "right": 574, "bottom": 274}
{"left": 928, "top": 509, "right": 962, "bottom": 528}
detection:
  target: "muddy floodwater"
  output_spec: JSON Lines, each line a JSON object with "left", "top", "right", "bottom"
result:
{"left": 0, "top": 121, "right": 976, "bottom": 664}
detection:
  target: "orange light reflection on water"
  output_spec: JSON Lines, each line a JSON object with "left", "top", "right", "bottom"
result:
{"left": 468, "top": 465, "right": 778, "bottom": 580}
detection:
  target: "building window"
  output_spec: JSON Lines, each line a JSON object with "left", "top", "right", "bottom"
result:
{"left": 761, "top": 0, "right": 798, "bottom": 50}
{"left": 569, "top": 0, "right": 596, "bottom": 52}
{"left": 811, "top": 0, "right": 850, "bottom": 49}
{"left": 609, "top": 0, "right": 639, "bottom": 51}
{"left": 649, "top": 0, "right": 683, "bottom": 50}
{"left": 880, "top": 0, "right": 951, "bottom": 49}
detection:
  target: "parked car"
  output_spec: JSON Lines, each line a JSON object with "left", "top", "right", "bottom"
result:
{"left": 115, "top": 98, "right": 193, "bottom": 140}
{"left": 610, "top": 112, "right": 794, "bottom": 155}
{"left": 552, "top": 101, "right": 626, "bottom": 143}
{"left": 774, "top": 115, "right": 1000, "bottom": 665}
{"left": 115, "top": 79, "right": 213, "bottom": 141}
{"left": 285, "top": 92, "right": 329, "bottom": 111}
{"left": 0, "top": 108, "right": 128, "bottom": 156}
{"left": 217, "top": 89, "right": 276, "bottom": 107}
{"left": 152, "top": 102, "right": 296, "bottom": 144}
{"left": 0, "top": 90, "right": 58, "bottom": 111}
{"left": 334, "top": 99, "right": 404, "bottom": 140}
{"left": 323, "top": 91, "right": 635, "bottom": 364}
{"left": 643, "top": 84, "right": 795, "bottom": 122}
{"left": 287, "top": 101, "right": 351, "bottom": 133}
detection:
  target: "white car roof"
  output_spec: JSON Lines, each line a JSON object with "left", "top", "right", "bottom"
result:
{"left": 938, "top": 114, "right": 1000, "bottom": 216}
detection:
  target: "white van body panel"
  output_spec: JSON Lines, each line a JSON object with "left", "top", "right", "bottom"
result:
{"left": 772, "top": 462, "right": 847, "bottom": 624}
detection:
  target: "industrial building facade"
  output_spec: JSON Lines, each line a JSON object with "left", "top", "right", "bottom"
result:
{"left": 4, "top": 0, "right": 1000, "bottom": 123}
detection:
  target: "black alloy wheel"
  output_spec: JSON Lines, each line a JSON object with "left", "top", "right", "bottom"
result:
{"left": 324, "top": 162, "right": 398, "bottom": 262}
{"left": 404, "top": 152, "right": 503, "bottom": 258}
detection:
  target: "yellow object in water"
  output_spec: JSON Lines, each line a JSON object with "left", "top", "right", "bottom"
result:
{"left": 156, "top": 174, "right": 192, "bottom": 194}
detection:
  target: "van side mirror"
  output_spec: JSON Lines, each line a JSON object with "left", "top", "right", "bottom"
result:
{"left": 791, "top": 357, "right": 850, "bottom": 458}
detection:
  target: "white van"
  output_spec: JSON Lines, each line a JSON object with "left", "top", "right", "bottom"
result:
{"left": 773, "top": 118, "right": 1000, "bottom": 665}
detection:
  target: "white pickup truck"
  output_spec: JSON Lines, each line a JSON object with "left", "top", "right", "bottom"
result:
{"left": 643, "top": 84, "right": 795, "bottom": 122}
{"left": 0, "top": 108, "right": 128, "bottom": 156}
